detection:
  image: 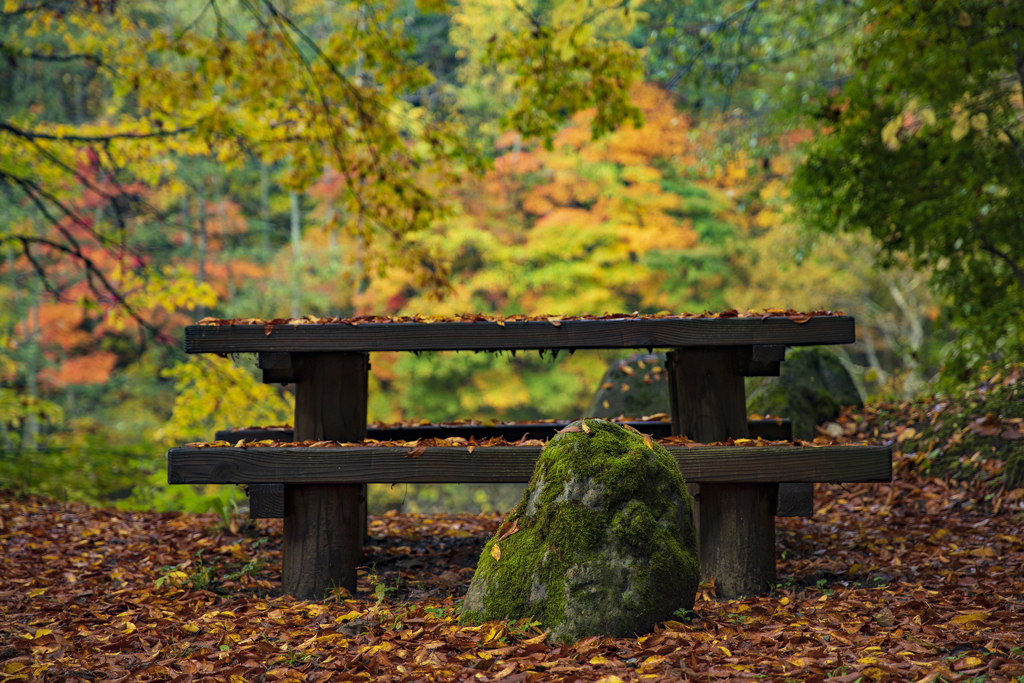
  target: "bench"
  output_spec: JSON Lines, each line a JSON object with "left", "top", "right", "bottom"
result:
{"left": 212, "top": 417, "right": 816, "bottom": 519}
{"left": 172, "top": 313, "right": 891, "bottom": 599}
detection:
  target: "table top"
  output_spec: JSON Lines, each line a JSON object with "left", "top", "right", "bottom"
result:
{"left": 184, "top": 314, "right": 855, "bottom": 353}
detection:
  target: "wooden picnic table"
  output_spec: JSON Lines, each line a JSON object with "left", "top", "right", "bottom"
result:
{"left": 172, "top": 314, "right": 889, "bottom": 600}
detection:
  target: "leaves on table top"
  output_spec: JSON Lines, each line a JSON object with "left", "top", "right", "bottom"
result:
{"left": 180, "top": 434, "right": 875, "bottom": 450}
{"left": 194, "top": 308, "right": 844, "bottom": 327}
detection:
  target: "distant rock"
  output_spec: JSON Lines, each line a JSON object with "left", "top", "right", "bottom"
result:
{"left": 586, "top": 353, "right": 670, "bottom": 418}
{"left": 462, "top": 419, "right": 699, "bottom": 643}
{"left": 746, "top": 347, "right": 863, "bottom": 440}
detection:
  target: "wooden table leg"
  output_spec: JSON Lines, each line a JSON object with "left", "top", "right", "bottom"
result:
{"left": 667, "top": 348, "right": 777, "bottom": 598}
{"left": 284, "top": 352, "right": 368, "bottom": 600}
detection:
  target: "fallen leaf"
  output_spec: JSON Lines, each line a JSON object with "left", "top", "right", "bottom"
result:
{"left": 497, "top": 518, "right": 519, "bottom": 541}
{"left": 950, "top": 612, "right": 987, "bottom": 627}
{"left": 407, "top": 445, "right": 427, "bottom": 458}
{"left": 491, "top": 544, "right": 501, "bottom": 561}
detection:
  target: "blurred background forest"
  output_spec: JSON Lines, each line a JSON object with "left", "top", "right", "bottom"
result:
{"left": 2, "top": 0, "right": 1021, "bottom": 514}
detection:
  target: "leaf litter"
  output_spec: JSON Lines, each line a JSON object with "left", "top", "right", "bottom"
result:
{"left": 5, "top": 388, "right": 1024, "bottom": 681}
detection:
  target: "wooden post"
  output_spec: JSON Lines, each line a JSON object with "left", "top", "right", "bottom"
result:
{"left": 284, "top": 352, "right": 368, "bottom": 600}
{"left": 667, "top": 348, "right": 777, "bottom": 598}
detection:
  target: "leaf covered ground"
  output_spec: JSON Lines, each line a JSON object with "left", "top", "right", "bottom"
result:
{"left": 4, "top": 388, "right": 1024, "bottom": 682}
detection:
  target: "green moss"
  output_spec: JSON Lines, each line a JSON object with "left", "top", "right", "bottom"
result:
{"left": 585, "top": 353, "right": 670, "bottom": 418}
{"left": 462, "top": 419, "right": 699, "bottom": 643}
{"left": 746, "top": 347, "right": 863, "bottom": 439}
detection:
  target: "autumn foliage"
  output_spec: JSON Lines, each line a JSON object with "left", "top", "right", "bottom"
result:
{"left": 3, "top": 440, "right": 1023, "bottom": 682}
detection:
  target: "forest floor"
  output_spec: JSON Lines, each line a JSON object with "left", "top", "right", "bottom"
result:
{"left": 3, "top": 381, "right": 1024, "bottom": 682}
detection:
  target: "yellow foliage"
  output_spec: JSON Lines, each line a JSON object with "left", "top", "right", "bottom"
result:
{"left": 157, "top": 356, "right": 292, "bottom": 444}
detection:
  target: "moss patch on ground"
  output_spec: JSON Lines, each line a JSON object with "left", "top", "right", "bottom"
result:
{"left": 461, "top": 419, "right": 698, "bottom": 643}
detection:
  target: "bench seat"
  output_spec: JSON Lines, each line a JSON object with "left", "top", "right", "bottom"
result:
{"left": 168, "top": 443, "right": 890, "bottom": 518}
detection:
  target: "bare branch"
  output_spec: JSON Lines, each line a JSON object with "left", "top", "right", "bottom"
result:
{"left": 0, "top": 120, "right": 193, "bottom": 143}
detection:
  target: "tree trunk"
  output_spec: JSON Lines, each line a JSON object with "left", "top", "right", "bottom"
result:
{"left": 290, "top": 190, "right": 301, "bottom": 318}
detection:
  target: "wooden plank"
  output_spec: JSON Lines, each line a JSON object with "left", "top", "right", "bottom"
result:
{"left": 667, "top": 348, "right": 751, "bottom": 442}
{"left": 184, "top": 316, "right": 855, "bottom": 354}
{"left": 666, "top": 347, "right": 775, "bottom": 597}
{"left": 776, "top": 483, "right": 814, "bottom": 517}
{"left": 248, "top": 483, "right": 285, "bottom": 518}
{"left": 285, "top": 352, "right": 368, "bottom": 600}
{"left": 167, "top": 444, "right": 892, "bottom": 484}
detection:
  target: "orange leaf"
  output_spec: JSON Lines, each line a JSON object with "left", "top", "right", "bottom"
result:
{"left": 497, "top": 518, "right": 519, "bottom": 541}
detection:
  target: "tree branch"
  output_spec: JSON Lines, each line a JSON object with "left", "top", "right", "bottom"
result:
{"left": 0, "top": 120, "right": 193, "bottom": 143}
{"left": 982, "top": 241, "right": 1024, "bottom": 292}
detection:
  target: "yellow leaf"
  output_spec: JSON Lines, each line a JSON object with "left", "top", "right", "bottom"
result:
{"left": 5, "top": 662, "right": 27, "bottom": 675}
{"left": 22, "top": 629, "right": 51, "bottom": 640}
{"left": 122, "top": 622, "right": 136, "bottom": 635}
{"left": 581, "top": 420, "right": 591, "bottom": 434}
{"left": 970, "top": 113, "right": 988, "bottom": 131}
{"left": 919, "top": 108, "right": 937, "bottom": 126}
{"left": 595, "top": 676, "right": 624, "bottom": 683}
{"left": 951, "top": 112, "right": 971, "bottom": 141}
{"left": 959, "top": 656, "right": 984, "bottom": 668}
{"left": 491, "top": 543, "right": 501, "bottom": 561}
{"left": 881, "top": 117, "right": 902, "bottom": 150}
{"left": 718, "top": 646, "right": 732, "bottom": 656}
{"left": 640, "top": 655, "right": 665, "bottom": 669}
{"left": 950, "top": 612, "right": 987, "bottom": 627}
{"left": 334, "top": 610, "right": 363, "bottom": 623}
{"left": 520, "top": 630, "right": 550, "bottom": 645}
{"left": 589, "top": 655, "right": 611, "bottom": 665}
{"left": 182, "top": 623, "right": 200, "bottom": 633}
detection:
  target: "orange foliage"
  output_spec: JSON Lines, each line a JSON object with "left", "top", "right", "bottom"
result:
{"left": 39, "top": 350, "right": 117, "bottom": 388}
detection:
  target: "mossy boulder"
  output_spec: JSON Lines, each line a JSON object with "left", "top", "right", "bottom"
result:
{"left": 462, "top": 419, "right": 698, "bottom": 643}
{"left": 586, "top": 353, "right": 670, "bottom": 418}
{"left": 746, "top": 347, "right": 863, "bottom": 440}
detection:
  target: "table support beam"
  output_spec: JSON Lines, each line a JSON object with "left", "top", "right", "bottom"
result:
{"left": 667, "top": 348, "right": 777, "bottom": 598}
{"left": 284, "top": 352, "right": 368, "bottom": 600}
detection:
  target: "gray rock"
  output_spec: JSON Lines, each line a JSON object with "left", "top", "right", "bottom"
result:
{"left": 746, "top": 347, "right": 863, "bottom": 440}
{"left": 462, "top": 419, "right": 699, "bottom": 643}
{"left": 586, "top": 353, "right": 670, "bottom": 418}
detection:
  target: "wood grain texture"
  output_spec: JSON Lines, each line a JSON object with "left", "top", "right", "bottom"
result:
{"left": 248, "top": 483, "right": 285, "bottom": 518}
{"left": 699, "top": 483, "right": 778, "bottom": 596}
{"left": 184, "top": 316, "right": 855, "bottom": 354}
{"left": 667, "top": 348, "right": 751, "bottom": 442}
{"left": 167, "top": 444, "right": 892, "bottom": 484}
{"left": 293, "top": 353, "right": 368, "bottom": 442}
{"left": 776, "top": 483, "right": 814, "bottom": 517}
{"left": 286, "top": 352, "right": 369, "bottom": 600}
{"left": 284, "top": 483, "right": 362, "bottom": 599}
{"left": 666, "top": 347, "right": 774, "bottom": 597}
